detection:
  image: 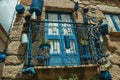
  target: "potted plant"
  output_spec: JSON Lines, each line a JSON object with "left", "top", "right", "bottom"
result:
{"left": 39, "top": 38, "right": 51, "bottom": 56}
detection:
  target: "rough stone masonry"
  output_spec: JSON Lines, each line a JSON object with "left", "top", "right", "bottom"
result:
{"left": 1, "top": 0, "right": 120, "bottom": 80}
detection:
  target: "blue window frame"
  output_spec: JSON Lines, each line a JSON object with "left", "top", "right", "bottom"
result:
{"left": 45, "top": 12, "right": 80, "bottom": 66}
{"left": 104, "top": 14, "right": 120, "bottom": 32}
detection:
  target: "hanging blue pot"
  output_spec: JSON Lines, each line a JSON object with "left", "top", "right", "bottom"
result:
{"left": 64, "top": 35, "right": 70, "bottom": 49}
{"left": 22, "top": 67, "right": 36, "bottom": 74}
{"left": 100, "top": 70, "right": 112, "bottom": 80}
{"left": 16, "top": 4, "right": 25, "bottom": 14}
{"left": 30, "top": 0, "right": 43, "bottom": 16}
{"left": 0, "top": 52, "right": 7, "bottom": 62}
{"left": 83, "top": 8, "right": 89, "bottom": 14}
{"left": 99, "top": 21, "right": 108, "bottom": 36}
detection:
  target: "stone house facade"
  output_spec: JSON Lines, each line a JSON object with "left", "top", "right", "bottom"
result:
{"left": 1, "top": 0, "right": 120, "bottom": 80}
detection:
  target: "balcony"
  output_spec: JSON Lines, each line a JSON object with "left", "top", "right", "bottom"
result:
{"left": 23, "top": 20, "right": 107, "bottom": 67}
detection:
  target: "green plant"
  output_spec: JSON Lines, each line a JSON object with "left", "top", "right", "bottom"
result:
{"left": 58, "top": 74, "right": 79, "bottom": 80}
{"left": 39, "top": 38, "right": 50, "bottom": 45}
{"left": 88, "top": 74, "right": 101, "bottom": 80}
{"left": 88, "top": 76, "right": 95, "bottom": 80}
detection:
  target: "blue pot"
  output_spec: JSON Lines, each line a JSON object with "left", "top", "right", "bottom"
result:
{"left": 30, "top": 0, "right": 43, "bottom": 16}
{"left": 100, "top": 70, "right": 112, "bottom": 80}
{"left": 22, "top": 67, "right": 36, "bottom": 74}
{"left": 0, "top": 52, "right": 7, "bottom": 62}
{"left": 16, "top": 4, "right": 25, "bottom": 14}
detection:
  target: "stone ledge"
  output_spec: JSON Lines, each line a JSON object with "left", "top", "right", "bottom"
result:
{"left": 45, "top": 6, "right": 74, "bottom": 12}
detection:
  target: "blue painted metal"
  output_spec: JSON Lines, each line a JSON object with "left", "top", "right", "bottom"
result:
{"left": 99, "top": 21, "right": 108, "bottom": 36}
{"left": 111, "top": 15, "right": 120, "bottom": 31}
{"left": 88, "top": 26, "right": 108, "bottom": 64}
{"left": 91, "top": 17, "right": 97, "bottom": 22}
{"left": 100, "top": 70, "right": 112, "bottom": 80}
{"left": 88, "top": 28, "right": 100, "bottom": 63}
{"left": 81, "top": 44, "right": 91, "bottom": 60}
{"left": 39, "top": 43, "right": 51, "bottom": 49}
{"left": 83, "top": 8, "right": 89, "bottom": 25}
{"left": 25, "top": 14, "right": 109, "bottom": 66}
{"left": 45, "top": 12, "right": 80, "bottom": 66}
{"left": 64, "top": 35, "right": 70, "bottom": 49}
{"left": 0, "top": 52, "right": 7, "bottom": 62}
{"left": 22, "top": 67, "right": 36, "bottom": 74}
{"left": 30, "top": 0, "right": 43, "bottom": 16}
{"left": 74, "top": 2, "right": 78, "bottom": 12}
{"left": 26, "top": 23, "right": 33, "bottom": 66}
{"left": 118, "top": 15, "right": 120, "bottom": 20}
{"left": 15, "top": 4, "right": 25, "bottom": 14}
{"left": 83, "top": 14, "right": 88, "bottom": 25}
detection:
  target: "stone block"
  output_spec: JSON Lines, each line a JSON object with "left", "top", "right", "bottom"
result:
{"left": 12, "top": 26, "right": 23, "bottom": 31}
{"left": 2, "top": 64, "right": 36, "bottom": 80}
{"left": 89, "top": 1, "right": 102, "bottom": 4}
{"left": 78, "top": 4, "right": 85, "bottom": 8}
{"left": 97, "top": 5, "right": 120, "bottom": 14}
{"left": 7, "top": 41, "right": 25, "bottom": 56}
{"left": 44, "top": 0, "right": 74, "bottom": 11}
{"left": 20, "top": 0, "right": 32, "bottom": 6}
{"left": 81, "top": 1, "right": 90, "bottom": 5}
{"left": 109, "top": 54, "right": 120, "bottom": 65}
{"left": 88, "top": 10, "right": 104, "bottom": 19}
{"left": 73, "top": 12, "right": 83, "bottom": 23}
{"left": 14, "top": 17, "right": 25, "bottom": 26}
{"left": 5, "top": 55, "right": 24, "bottom": 65}
{"left": 2, "top": 65, "right": 23, "bottom": 79}
{"left": 95, "top": 10, "right": 105, "bottom": 19}
{"left": 9, "top": 28, "right": 23, "bottom": 41}
{"left": 109, "top": 65, "right": 120, "bottom": 80}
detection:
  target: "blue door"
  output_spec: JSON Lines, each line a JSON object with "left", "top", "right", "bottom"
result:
{"left": 46, "top": 12, "right": 80, "bottom": 66}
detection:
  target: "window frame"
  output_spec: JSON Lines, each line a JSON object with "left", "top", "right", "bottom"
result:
{"left": 45, "top": 12, "right": 80, "bottom": 66}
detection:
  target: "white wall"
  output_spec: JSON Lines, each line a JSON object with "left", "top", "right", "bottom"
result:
{"left": 0, "top": 0, "right": 20, "bottom": 33}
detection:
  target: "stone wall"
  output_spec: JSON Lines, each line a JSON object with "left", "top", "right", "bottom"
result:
{"left": 2, "top": 0, "right": 120, "bottom": 80}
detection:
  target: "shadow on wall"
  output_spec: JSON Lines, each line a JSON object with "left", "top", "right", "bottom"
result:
{"left": 104, "top": 35, "right": 120, "bottom": 55}
{"left": 14, "top": 43, "right": 37, "bottom": 80}
{"left": 0, "top": 63, "right": 4, "bottom": 79}
{"left": 109, "top": 36, "right": 120, "bottom": 42}
{"left": 15, "top": 71, "right": 37, "bottom": 80}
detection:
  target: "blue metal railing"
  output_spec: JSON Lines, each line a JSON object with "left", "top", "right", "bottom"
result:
{"left": 25, "top": 20, "right": 107, "bottom": 66}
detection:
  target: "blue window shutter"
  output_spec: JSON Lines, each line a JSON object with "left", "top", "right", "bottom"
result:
{"left": 111, "top": 15, "right": 120, "bottom": 31}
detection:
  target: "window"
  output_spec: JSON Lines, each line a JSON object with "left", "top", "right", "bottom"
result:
{"left": 104, "top": 14, "right": 120, "bottom": 32}
{"left": 46, "top": 12, "right": 80, "bottom": 66}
